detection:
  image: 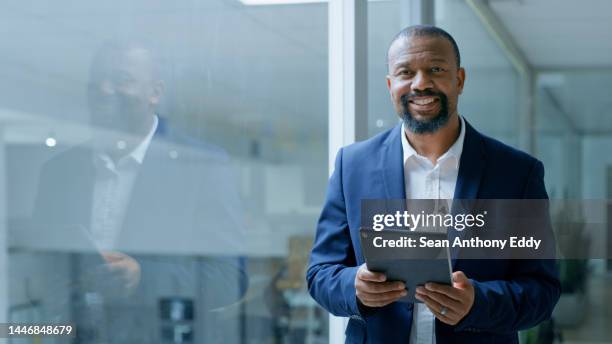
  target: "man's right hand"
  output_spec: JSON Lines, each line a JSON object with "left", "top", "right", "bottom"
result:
{"left": 355, "top": 263, "right": 407, "bottom": 307}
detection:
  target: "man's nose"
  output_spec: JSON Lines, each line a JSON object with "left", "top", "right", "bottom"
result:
{"left": 411, "top": 70, "right": 433, "bottom": 92}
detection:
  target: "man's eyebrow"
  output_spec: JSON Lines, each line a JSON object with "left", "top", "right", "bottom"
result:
{"left": 429, "top": 57, "right": 449, "bottom": 63}
{"left": 392, "top": 56, "right": 449, "bottom": 68}
{"left": 391, "top": 59, "right": 411, "bottom": 69}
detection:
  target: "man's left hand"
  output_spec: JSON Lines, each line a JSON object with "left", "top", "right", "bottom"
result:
{"left": 415, "top": 271, "right": 475, "bottom": 325}
{"left": 100, "top": 251, "right": 142, "bottom": 291}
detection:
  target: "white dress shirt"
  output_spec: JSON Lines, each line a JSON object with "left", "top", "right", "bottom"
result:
{"left": 89, "top": 115, "right": 158, "bottom": 250}
{"left": 403, "top": 116, "right": 466, "bottom": 344}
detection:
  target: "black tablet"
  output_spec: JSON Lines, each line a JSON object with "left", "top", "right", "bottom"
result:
{"left": 359, "top": 228, "right": 453, "bottom": 303}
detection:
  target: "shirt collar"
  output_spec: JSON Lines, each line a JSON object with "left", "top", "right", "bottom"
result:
{"left": 129, "top": 114, "right": 158, "bottom": 165}
{"left": 94, "top": 115, "right": 158, "bottom": 170}
{"left": 401, "top": 115, "right": 466, "bottom": 168}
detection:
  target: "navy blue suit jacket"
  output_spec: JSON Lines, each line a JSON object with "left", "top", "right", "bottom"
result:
{"left": 307, "top": 120, "right": 560, "bottom": 343}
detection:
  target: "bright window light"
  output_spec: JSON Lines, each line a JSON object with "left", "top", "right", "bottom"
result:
{"left": 45, "top": 137, "right": 57, "bottom": 147}
{"left": 240, "top": 0, "right": 324, "bottom": 4}
{"left": 240, "top": 0, "right": 385, "bottom": 5}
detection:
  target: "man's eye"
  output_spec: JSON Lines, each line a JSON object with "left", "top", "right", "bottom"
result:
{"left": 431, "top": 67, "right": 444, "bottom": 73}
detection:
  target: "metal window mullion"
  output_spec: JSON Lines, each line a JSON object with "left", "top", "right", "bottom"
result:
{"left": 328, "top": 1, "right": 367, "bottom": 343}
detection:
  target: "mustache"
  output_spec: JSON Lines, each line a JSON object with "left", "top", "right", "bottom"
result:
{"left": 400, "top": 90, "right": 447, "bottom": 105}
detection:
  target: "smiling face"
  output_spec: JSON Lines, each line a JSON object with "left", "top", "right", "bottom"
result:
{"left": 386, "top": 34, "right": 465, "bottom": 134}
{"left": 88, "top": 46, "right": 162, "bottom": 135}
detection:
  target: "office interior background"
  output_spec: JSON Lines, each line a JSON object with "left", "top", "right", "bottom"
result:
{"left": 0, "top": 0, "right": 610, "bottom": 343}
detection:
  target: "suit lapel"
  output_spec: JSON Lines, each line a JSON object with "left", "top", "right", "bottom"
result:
{"left": 381, "top": 121, "right": 487, "bottom": 201}
{"left": 450, "top": 120, "right": 486, "bottom": 267}
{"left": 453, "top": 120, "right": 485, "bottom": 201}
{"left": 68, "top": 148, "right": 96, "bottom": 227}
{"left": 381, "top": 124, "right": 406, "bottom": 200}
{"left": 121, "top": 120, "right": 167, "bottom": 235}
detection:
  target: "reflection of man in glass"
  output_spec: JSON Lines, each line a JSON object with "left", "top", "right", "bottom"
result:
{"left": 88, "top": 41, "right": 162, "bottom": 163}
{"left": 85, "top": 41, "right": 163, "bottom": 254}
{"left": 34, "top": 40, "right": 247, "bottom": 343}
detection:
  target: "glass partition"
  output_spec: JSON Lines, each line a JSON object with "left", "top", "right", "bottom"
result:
{"left": 536, "top": 69, "right": 612, "bottom": 342}
{"left": 1, "top": 1, "right": 329, "bottom": 343}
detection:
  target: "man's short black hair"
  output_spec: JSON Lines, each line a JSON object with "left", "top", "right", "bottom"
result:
{"left": 387, "top": 25, "right": 461, "bottom": 70}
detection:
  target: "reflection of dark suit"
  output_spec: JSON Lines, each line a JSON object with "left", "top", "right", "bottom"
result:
{"left": 33, "top": 117, "right": 247, "bottom": 342}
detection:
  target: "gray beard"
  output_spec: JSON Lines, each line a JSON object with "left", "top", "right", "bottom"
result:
{"left": 401, "top": 109, "right": 450, "bottom": 134}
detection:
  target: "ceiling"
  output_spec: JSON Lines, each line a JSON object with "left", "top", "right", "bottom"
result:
{"left": 489, "top": 0, "right": 612, "bottom": 69}
{"left": 487, "top": 0, "right": 612, "bottom": 135}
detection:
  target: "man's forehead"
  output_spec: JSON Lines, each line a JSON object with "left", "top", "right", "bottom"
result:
{"left": 388, "top": 35, "right": 454, "bottom": 66}
{"left": 91, "top": 48, "right": 154, "bottom": 78}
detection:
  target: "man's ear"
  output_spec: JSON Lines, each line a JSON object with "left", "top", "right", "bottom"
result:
{"left": 386, "top": 75, "right": 392, "bottom": 90}
{"left": 457, "top": 67, "right": 466, "bottom": 95}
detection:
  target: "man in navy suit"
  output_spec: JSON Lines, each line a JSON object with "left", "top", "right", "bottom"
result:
{"left": 307, "top": 25, "right": 560, "bottom": 343}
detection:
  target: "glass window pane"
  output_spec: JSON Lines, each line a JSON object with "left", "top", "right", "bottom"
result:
{"left": 435, "top": 0, "right": 520, "bottom": 147}
{"left": 1, "top": 1, "right": 328, "bottom": 343}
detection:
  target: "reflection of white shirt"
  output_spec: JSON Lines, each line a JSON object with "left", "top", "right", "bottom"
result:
{"left": 90, "top": 115, "right": 158, "bottom": 250}
{"left": 403, "top": 116, "right": 465, "bottom": 344}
